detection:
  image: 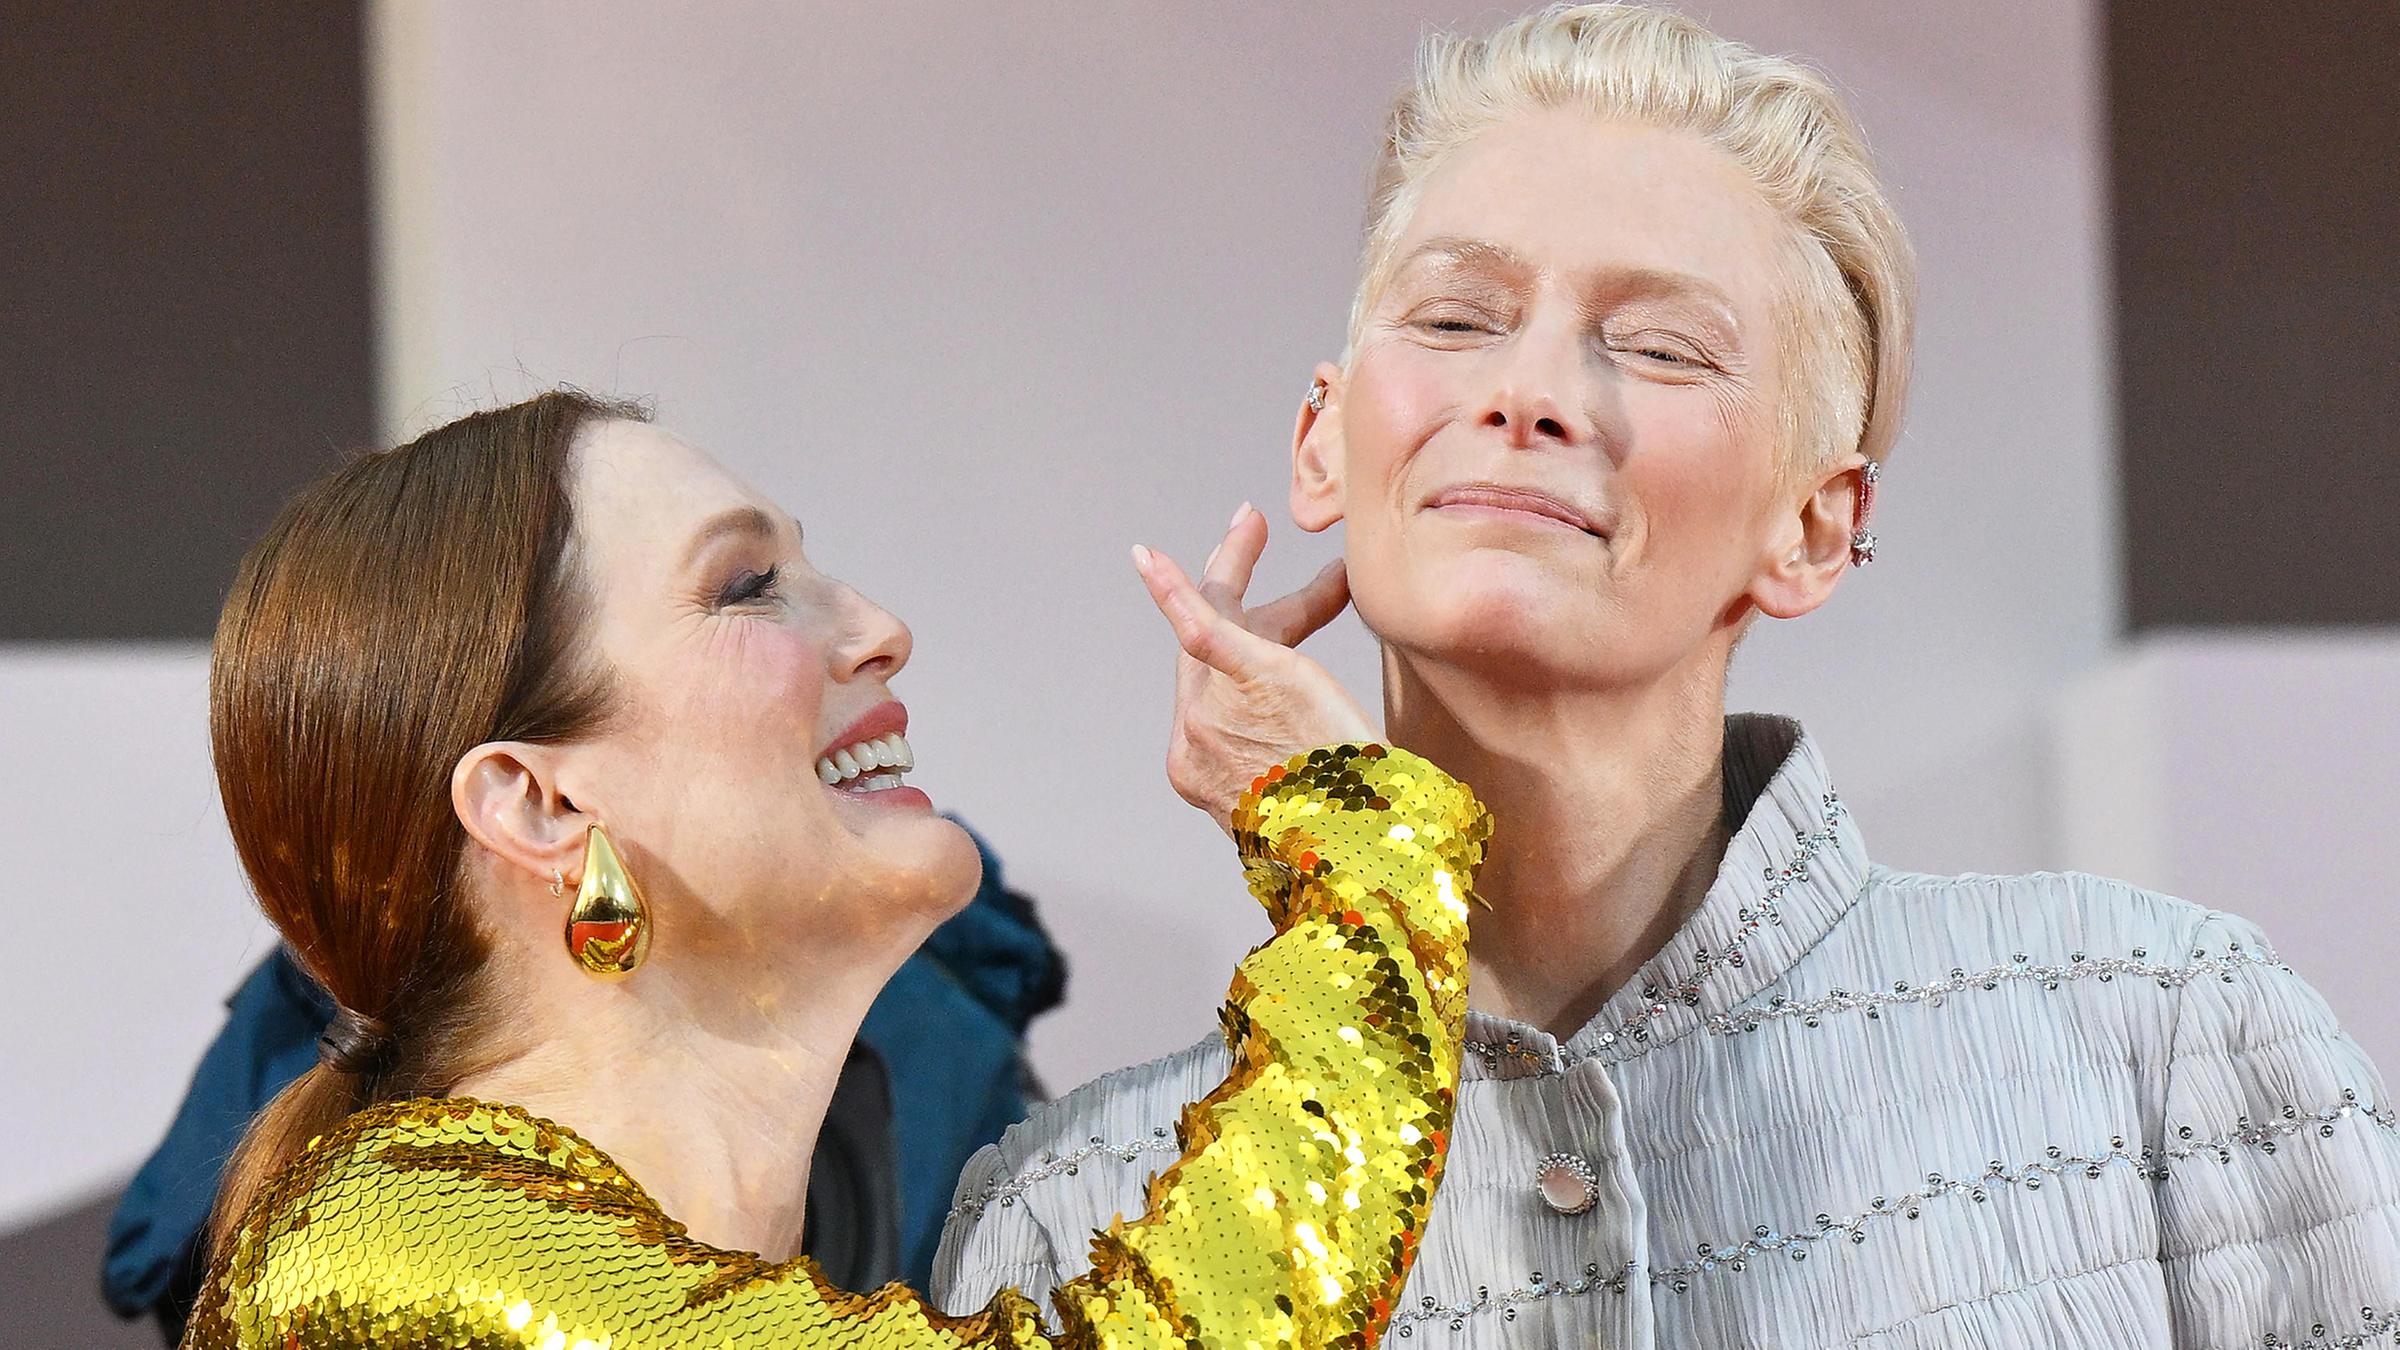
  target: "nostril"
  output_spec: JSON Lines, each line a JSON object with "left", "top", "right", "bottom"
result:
{"left": 1484, "top": 409, "right": 1509, "bottom": 428}
{"left": 1535, "top": 416, "right": 1567, "bottom": 440}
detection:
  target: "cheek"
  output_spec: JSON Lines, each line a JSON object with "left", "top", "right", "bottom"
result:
{"left": 644, "top": 622, "right": 828, "bottom": 752}
{"left": 1343, "top": 347, "right": 1464, "bottom": 508}
{"left": 1619, "top": 391, "right": 1775, "bottom": 558}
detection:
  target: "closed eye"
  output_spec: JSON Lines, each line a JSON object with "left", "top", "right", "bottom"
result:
{"left": 1610, "top": 334, "right": 1717, "bottom": 372}
{"left": 1401, "top": 298, "right": 1512, "bottom": 341}
{"left": 715, "top": 564, "right": 782, "bottom": 608}
{"left": 1417, "top": 318, "right": 1502, "bottom": 340}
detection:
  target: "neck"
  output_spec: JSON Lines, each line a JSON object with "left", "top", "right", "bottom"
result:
{"left": 451, "top": 934, "right": 907, "bottom": 1261}
{"left": 1384, "top": 645, "right": 1734, "bottom": 1039}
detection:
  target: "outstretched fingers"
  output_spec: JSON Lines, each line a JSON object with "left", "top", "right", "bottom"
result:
{"left": 1133, "top": 544, "right": 1274, "bottom": 682}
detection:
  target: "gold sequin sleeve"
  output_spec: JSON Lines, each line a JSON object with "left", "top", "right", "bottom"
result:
{"left": 183, "top": 743, "right": 1488, "bottom": 1350}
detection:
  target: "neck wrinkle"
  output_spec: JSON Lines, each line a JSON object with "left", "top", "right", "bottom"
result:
{"left": 449, "top": 925, "right": 909, "bottom": 1263}
{"left": 1382, "top": 645, "right": 1733, "bottom": 1040}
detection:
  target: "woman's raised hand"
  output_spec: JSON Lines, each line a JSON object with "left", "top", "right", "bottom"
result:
{"left": 1132, "top": 503, "right": 1376, "bottom": 831}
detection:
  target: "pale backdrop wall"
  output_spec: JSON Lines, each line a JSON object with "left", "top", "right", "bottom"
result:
{"left": 363, "top": 0, "right": 2122, "bottom": 1094}
{"left": 2, "top": 0, "right": 2133, "bottom": 1229}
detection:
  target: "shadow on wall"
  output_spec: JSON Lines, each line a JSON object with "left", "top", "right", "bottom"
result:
{"left": 2, "top": 1190, "right": 155, "bottom": 1350}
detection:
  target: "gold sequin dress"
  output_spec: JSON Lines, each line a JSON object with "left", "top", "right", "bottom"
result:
{"left": 184, "top": 743, "right": 1489, "bottom": 1349}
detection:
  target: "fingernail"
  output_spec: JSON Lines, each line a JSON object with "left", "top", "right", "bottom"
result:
{"left": 1131, "top": 544, "right": 1152, "bottom": 570}
{"left": 1230, "top": 502, "right": 1253, "bottom": 530}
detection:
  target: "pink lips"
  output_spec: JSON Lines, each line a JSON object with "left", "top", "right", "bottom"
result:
{"left": 1426, "top": 484, "right": 1608, "bottom": 536}
{"left": 819, "top": 701, "right": 908, "bottom": 761}
{"left": 818, "top": 700, "right": 934, "bottom": 811}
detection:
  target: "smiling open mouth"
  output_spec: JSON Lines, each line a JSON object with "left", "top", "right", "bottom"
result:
{"left": 816, "top": 732, "right": 914, "bottom": 792}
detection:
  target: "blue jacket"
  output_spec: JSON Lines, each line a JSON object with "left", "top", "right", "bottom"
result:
{"left": 103, "top": 824, "right": 1063, "bottom": 1336}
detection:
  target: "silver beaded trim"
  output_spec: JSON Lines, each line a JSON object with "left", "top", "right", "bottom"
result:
{"left": 1651, "top": 1093, "right": 2392, "bottom": 1290}
{"left": 1705, "top": 942, "right": 2288, "bottom": 1036}
{"left": 1388, "top": 1261, "right": 1635, "bottom": 1336}
{"left": 1464, "top": 1031, "right": 1583, "bottom": 1076}
{"left": 1468, "top": 939, "right": 2284, "bottom": 1079}
{"left": 1601, "top": 789, "right": 1847, "bottom": 1050}
{"left": 1466, "top": 791, "right": 1848, "bottom": 1074}
{"left": 945, "top": 1128, "right": 1179, "bottom": 1221}
{"left": 1387, "top": 1092, "right": 2393, "bottom": 1333}
{"left": 2267, "top": 1307, "right": 2400, "bottom": 1349}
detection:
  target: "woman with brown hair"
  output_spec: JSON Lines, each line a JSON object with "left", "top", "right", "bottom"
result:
{"left": 183, "top": 388, "right": 1487, "bottom": 1348}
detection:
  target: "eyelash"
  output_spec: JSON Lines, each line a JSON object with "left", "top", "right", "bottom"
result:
{"left": 1417, "top": 307, "right": 1503, "bottom": 332}
{"left": 1612, "top": 335, "right": 1714, "bottom": 370}
{"left": 716, "top": 565, "right": 782, "bottom": 608}
{"left": 1408, "top": 307, "right": 1714, "bottom": 370}
{"left": 1631, "top": 345, "right": 1695, "bottom": 365}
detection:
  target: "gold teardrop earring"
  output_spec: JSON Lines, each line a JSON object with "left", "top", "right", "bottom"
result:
{"left": 564, "top": 823, "right": 651, "bottom": 977}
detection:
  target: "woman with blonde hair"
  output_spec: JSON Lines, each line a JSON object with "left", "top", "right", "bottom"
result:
{"left": 180, "top": 390, "right": 1489, "bottom": 1348}
{"left": 937, "top": 5, "right": 2400, "bottom": 1344}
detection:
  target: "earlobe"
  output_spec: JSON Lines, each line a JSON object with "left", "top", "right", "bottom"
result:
{"left": 1290, "top": 361, "right": 1347, "bottom": 534}
{"left": 1750, "top": 462, "right": 1866, "bottom": 621}
{"left": 451, "top": 741, "right": 590, "bottom": 898}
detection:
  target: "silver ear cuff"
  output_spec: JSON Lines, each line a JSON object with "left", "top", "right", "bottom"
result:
{"left": 1304, "top": 379, "right": 1328, "bottom": 412}
{"left": 1850, "top": 460, "right": 1882, "bottom": 567}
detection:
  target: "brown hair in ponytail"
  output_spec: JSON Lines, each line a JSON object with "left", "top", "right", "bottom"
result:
{"left": 205, "top": 390, "right": 641, "bottom": 1253}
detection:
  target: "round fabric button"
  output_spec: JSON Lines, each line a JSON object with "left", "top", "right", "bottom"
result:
{"left": 1533, "top": 1151, "right": 1599, "bottom": 1215}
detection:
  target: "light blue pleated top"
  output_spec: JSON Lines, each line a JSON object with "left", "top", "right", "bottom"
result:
{"left": 933, "top": 716, "right": 2400, "bottom": 1347}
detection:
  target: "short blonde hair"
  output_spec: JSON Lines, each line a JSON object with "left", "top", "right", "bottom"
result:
{"left": 1348, "top": 3, "right": 1916, "bottom": 468}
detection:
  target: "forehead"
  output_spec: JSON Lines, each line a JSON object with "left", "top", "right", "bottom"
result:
{"left": 1395, "top": 110, "right": 1790, "bottom": 306}
{"left": 570, "top": 419, "right": 783, "bottom": 564}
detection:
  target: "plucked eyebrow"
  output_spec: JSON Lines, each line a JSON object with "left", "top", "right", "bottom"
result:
{"left": 1395, "top": 235, "right": 1744, "bottom": 331}
{"left": 1392, "top": 235, "right": 1538, "bottom": 281}
{"left": 681, "top": 505, "right": 800, "bottom": 569}
{"left": 1601, "top": 267, "right": 1742, "bottom": 323}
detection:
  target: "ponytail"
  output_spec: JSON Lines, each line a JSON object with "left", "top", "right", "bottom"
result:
{"left": 208, "top": 1065, "right": 368, "bottom": 1252}
{"left": 203, "top": 391, "right": 633, "bottom": 1253}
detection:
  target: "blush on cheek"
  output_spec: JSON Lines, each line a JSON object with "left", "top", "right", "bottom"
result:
{"left": 749, "top": 625, "right": 830, "bottom": 720}
{"left": 1348, "top": 345, "right": 1463, "bottom": 470}
{"left": 665, "top": 621, "right": 829, "bottom": 732}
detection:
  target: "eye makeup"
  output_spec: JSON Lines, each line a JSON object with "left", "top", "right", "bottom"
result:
{"left": 714, "top": 564, "right": 782, "bottom": 609}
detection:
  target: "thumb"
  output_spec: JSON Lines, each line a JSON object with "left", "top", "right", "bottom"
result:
{"left": 1249, "top": 558, "right": 1350, "bottom": 648}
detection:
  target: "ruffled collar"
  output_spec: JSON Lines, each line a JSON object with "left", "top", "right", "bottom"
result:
{"left": 1462, "top": 714, "right": 1869, "bottom": 1080}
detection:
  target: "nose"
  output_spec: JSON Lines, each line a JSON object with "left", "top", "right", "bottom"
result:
{"left": 830, "top": 585, "right": 913, "bottom": 683}
{"left": 1477, "top": 316, "right": 1597, "bottom": 450}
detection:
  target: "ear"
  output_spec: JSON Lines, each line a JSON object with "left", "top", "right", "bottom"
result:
{"left": 452, "top": 740, "right": 594, "bottom": 898}
{"left": 1289, "top": 360, "right": 1348, "bottom": 533}
{"left": 1748, "top": 459, "right": 1868, "bottom": 621}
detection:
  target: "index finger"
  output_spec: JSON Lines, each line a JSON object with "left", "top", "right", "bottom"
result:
{"left": 1133, "top": 544, "right": 1278, "bottom": 683}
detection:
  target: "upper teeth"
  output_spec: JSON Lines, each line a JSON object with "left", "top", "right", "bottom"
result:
{"left": 817, "top": 733, "right": 913, "bottom": 787}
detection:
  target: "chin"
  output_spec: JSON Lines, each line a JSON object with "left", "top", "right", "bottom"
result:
{"left": 1360, "top": 551, "right": 1605, "bottom": 672}
{"left": 859, "top": 813, "right": 984, "bottom": 921}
